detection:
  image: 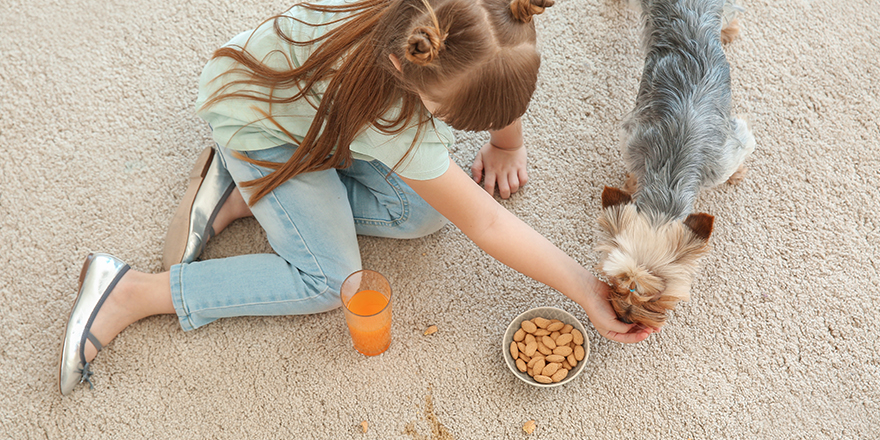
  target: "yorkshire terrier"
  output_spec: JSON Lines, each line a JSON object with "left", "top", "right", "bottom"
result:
{"left": 595, "top": 0, "right": 756, "bottom": 328}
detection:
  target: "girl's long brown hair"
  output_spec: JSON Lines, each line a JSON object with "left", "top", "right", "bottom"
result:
{"left": 201, "top": 0, "right": 553, "bottom": 204}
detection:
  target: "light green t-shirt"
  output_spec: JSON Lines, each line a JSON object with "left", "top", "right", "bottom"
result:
{"left": 195, "top": 0, "right": 453, "bottom": 180}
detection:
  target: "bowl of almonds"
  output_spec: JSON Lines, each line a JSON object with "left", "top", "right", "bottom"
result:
{"left": 503, "top": 307, "right": 590, "bottom": 388}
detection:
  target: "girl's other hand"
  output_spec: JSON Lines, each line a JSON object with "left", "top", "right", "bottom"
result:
{"left": 579, "top": 276, "right": 659, "bottom": 344}
{"left": 471, "top": 142, "right": 528, "bottom": 199}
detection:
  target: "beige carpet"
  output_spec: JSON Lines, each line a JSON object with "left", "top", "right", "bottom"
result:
{"left": 2, "top": 0, "right": 878, "bottom": 438}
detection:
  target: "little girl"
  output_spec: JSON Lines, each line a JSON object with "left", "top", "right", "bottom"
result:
{"left": 59, "top": 0, "right": 654, "bottom": 395}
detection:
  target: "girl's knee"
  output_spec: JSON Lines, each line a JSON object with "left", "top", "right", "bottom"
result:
{"left": 314, "top": 292, "right": 344, "bottom": 313}
{"left": 297, "top": 261, "right": 359, "bottom": 312}
{"left": 398, "top": 206, "right": 448, "bottom": 238}
{"left": 412, "top": 211, "right": 449, "bottom": 237}
{"left": 300, "top": 279, "right": 345, "bottom": 314}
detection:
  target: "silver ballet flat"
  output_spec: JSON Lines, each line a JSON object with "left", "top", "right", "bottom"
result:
{"left": 58, "top": 253, "right": 130, "bottom": 395}
{"left": 162, "top": 147, "right": 235, "bottom": 271}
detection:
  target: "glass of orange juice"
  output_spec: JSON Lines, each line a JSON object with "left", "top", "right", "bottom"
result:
{"left": 340, "top": 270, "right": 392, "bottom": 356}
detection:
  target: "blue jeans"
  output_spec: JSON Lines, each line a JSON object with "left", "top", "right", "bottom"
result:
{"left": 169, "top": 144, "right": 448, "bottom": 331}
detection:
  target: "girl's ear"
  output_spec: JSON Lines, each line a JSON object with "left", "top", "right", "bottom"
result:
{"left": 389, "top": 54, "right": 402, "bottom": 72}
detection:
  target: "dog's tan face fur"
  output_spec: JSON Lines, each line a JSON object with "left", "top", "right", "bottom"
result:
{"left": 596, "top": 187, "right": 714, "bottom": 328}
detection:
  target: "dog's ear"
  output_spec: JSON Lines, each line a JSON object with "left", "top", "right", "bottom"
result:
{"left": 601, "top": 186, "right": 632, "bottom": 209}
{"left": 683, "top": 213, "right": 714, "bottom": 241}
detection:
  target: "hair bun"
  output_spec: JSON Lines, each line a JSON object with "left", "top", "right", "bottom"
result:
{"left": 510, "top": 0, "right": 555, "bottom": 23}
{"left": 405, "top": 26, "right": 446, "bottom": 66}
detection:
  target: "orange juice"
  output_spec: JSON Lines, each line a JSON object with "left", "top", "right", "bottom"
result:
{"left": 344, "top": 289, "right": 391, "bottom": 356}
{"left": 346, "top": 289, "right": 388, "bottom": 316}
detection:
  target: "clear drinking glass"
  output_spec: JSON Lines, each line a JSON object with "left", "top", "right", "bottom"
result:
{"left": 340, "top": 270, "right": 392, "bottom": 356}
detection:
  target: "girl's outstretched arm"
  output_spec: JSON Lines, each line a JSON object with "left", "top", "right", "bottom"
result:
{"left": 403, "top": 160, "right": 654, "bottom": 344}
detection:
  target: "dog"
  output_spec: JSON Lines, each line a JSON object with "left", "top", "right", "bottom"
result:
{"left": 595, "top": 0, "right": 756, "bottom": 328}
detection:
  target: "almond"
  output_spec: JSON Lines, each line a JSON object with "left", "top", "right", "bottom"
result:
{"left": 523, "top": 420, "right": 536, "bottom": 434}
{"left": 550, "top": 368, "right": 568, "bottom": 383}
{"left": 544, "top": 354, "right": 565, "bottom": 363}
{"left": 524, "top": 341, "right": 538, "bottom": 357}
{"left": 571, "top": 329, "right": 584, "bottom": 345}
{"left": 536, "top": 342, "right": 552, "bottom": 356}
{"left": 546, "top": 321, "right": 564, "bottom": 332}
{"left": 513, "top": 328, "right": 526, "bottom": 342}
{"left": 534, "top": 375, "right": 552, "bottom": 384}
{"left": 574, "top": 344, "right": 585, "bottom": 361}
{"left": 555, "top": 333, "right": 573, "bottom": 346}
{"left": 541, "top": 336, "right": 557, "bottom": 350}
{"left": 521, "top": 320, "right": 537, "bottom": 333}
{"left": 527, "top": 355, "right": 541, "bottom": 368}
{"left": 509, "top": 341, "right": 519, "bottom": 359}
{"left": 532, "top": 358, "right": 546, "bottom": 376}
{"left": 553, "top": 346, "right": 573, "bottom": 357}
{"left": 533, "top": 317, "right": 550, "bottom": 329}
{"left": 516, "top": 358, "right": 528, "bottom": 372}
{"left": 541, "top": 362, "right": 560, "bottom": 377}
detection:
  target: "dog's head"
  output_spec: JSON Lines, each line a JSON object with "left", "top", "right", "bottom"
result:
{"left": 595, "top": 186, "right": 714, "bottom": 328}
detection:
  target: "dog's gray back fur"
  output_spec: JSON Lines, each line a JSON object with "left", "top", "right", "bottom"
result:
{"left": 622, "top": 0, "right": 747, "bottom": 225}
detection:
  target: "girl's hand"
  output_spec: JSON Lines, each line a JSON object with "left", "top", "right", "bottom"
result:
{"left": 578, "top": 276, "right": 659, "bottom": 344}
{"left": 471, "top": 118, "right": 527, "bottom": 199}
{"left": 471, "top": 142, "right": 528, "bottom": 199}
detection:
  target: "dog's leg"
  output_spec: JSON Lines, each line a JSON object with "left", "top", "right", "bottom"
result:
{"left": 724, "top": 117, "right": 756, "bottom": 184}
{"left": 623, "top": 172, "right": 639, "bottom": 194}
{"left": 720, "top": 0, "right": 745, "bottom": 43}
{"left": 721, "top": 18, "right": 741, "bottom": 44}
{"left": 726, "top": 164, "right": 748, "bottom": 184}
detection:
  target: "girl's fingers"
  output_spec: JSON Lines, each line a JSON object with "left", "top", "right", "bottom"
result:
{"left": 602, "top": 319, "right": 637, "bottom": 335}
{"left": 471, "top": 156, "right": 484, "bottom": 182}
{"left": 498, "top": 175, "right": 511, "bottom": 199}
{"left": 483, "top": 173, "right": 497, "bottom": 195}
{"left": 498, "top": 183, "right": 510, "bottom": 199}
{"left": 507, "top": 172, "right": 520, "bottom": 195}
{"left": 518, "top": 168, "right": 529, "bottom": 188}
{"left": 606, "top": 329, "right": 651, "bottom": 344}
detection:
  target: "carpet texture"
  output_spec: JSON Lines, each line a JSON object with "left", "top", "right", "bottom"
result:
{"left": 2, "top": 0, "right": 878, "bottom": 438}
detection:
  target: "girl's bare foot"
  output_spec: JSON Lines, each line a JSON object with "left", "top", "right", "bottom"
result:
{"left": 83, "top": 270, "right": 174, "bottom": 362}
{"left": 210, "top": 187, "right": 253, "bottom": 237}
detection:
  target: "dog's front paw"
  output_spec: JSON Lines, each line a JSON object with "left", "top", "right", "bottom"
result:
{"left": 726, "top": 164, "right": 748, "bottom": 184}
{"left": 721, "top": 18, "right": 741, "bottom": 44}
{"left": 623, "top": 173, "right": 639, "bottom": 194}
{"left": 721, "top": 0, "right": 745, "bottom": 44}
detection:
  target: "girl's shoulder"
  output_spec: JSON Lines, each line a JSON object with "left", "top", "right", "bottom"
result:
{"left": 276, "top": 0, "right": 363, "bottom": 39}
{"left": 271, "top": 0, "right": 364, "bottom": 66}
{"left": 351, "top": 106, "right": 456, "bottom": 180}
{"left": 205, "top": 0, "right": 358, "bottom": 77}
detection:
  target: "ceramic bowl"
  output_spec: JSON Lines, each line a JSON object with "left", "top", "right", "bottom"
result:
{"left": 502, "top": 307, "right": 590, "bottom": 388}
